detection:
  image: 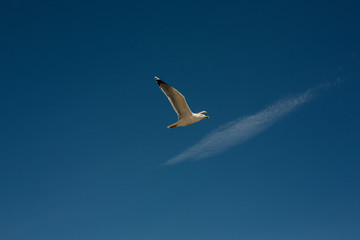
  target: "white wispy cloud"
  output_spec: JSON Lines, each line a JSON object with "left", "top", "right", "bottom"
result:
{"left": 164, "top": 84, "right": 328, "bottom": 166}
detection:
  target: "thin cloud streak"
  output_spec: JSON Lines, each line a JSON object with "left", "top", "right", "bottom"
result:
{"left": 164, "top": 85, "right": 325, "bottom": 166}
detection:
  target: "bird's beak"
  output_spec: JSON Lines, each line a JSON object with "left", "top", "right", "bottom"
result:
{"left": 205, "top": 116, "right": 210, "bottom": 119}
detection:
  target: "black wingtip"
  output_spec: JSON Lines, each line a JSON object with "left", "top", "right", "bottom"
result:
{"left": 155, "top": 76, "right": 166, "bottom": 86}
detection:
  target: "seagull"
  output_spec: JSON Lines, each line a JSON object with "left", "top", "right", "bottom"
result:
{"left": 155, "top": 76, "right": 209, "bottom": 128}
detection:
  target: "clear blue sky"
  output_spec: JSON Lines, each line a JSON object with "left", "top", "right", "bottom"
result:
{"left": 1, "top": 0, "right": 359, "bottom": 239}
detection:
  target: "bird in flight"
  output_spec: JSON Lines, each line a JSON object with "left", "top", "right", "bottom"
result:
{"left": 155, "top": 76, "right": 209, "bottom": 128}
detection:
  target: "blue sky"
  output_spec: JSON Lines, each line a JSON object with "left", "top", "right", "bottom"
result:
{"left": 1, "top": 0, "right": 360, "bottom": 239}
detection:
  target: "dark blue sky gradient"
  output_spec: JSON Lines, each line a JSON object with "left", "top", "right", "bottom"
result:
{"left": 1, "top": 1, "right": 360, "bottom": 239}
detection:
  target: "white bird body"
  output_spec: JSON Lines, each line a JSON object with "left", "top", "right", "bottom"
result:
{"left": 155, "top": 77, "right": 209, "bottom": 128}
{"left": 168, "top": 112, "right": 208, "bottom": 128}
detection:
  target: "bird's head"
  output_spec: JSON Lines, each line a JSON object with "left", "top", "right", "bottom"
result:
{"left": 198, "top": 111, "right": 209, "bottom": 119}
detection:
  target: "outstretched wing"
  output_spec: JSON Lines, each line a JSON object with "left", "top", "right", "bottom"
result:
{"left": 155, "top": 77, "right": 192, "bottom": 119}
